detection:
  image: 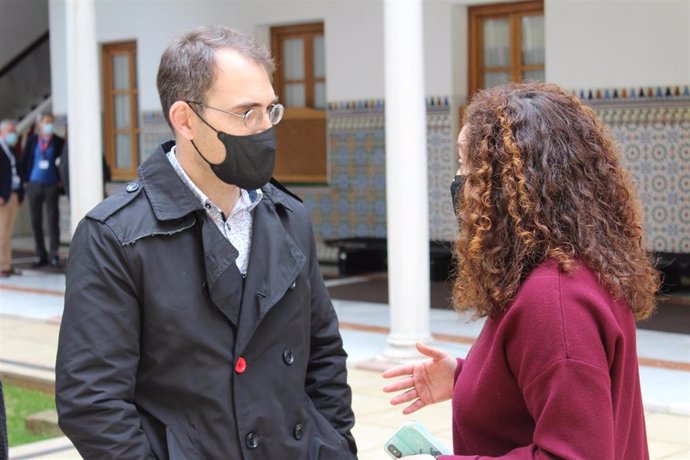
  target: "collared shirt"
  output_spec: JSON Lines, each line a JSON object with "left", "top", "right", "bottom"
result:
{"left": 166, "top": 145, "right": 261, "bottom": 275}
{"left": 29, "top": 136, "right": 60, "bottom": 184}
{"left": 0, "top": 139, "right": 20, "bottom": 191}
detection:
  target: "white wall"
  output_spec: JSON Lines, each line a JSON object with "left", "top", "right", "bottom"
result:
{"left": 546, "top": 0, "right": 690, "bottom": 88}
{"left": 49, "top": 0, "right": 690, "bottom": 116}
{"left": 50, "top": 0, "right": 388, "bottom": 115}
{"left": 48, "top": 0, "right": 65, "bottom": 111}
{"left": 424, "top": 1, "right": 454, "bottom": 97}
{"left": 0, "top": 0, "right": 48, "bottom": 68}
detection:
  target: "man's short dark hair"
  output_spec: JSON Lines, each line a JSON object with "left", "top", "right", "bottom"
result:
{"left": 157, "top": 25, "right": 276, "bottom": 128}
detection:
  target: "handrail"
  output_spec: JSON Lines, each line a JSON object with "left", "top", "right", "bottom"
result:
{"left": 16, "top": 97, "right": 52, "bottom": 135}
{"left": 0, "top": 30, "right": 49, "bottom": 79}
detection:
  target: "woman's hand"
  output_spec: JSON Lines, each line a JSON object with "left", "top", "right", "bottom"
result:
{"left": 382, "top": 342, "right": 457, "bottom": 414}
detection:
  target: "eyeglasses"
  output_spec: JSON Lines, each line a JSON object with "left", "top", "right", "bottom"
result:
{"left": 186, "top": 101, "right": 284, "bottom": 129}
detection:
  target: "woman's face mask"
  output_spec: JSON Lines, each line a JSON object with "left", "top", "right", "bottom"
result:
{"left": 453, "top": 126, "right": 470, "bottom": 216}
{"left": 450, "top": 174, "right": 466, "bottom": 216}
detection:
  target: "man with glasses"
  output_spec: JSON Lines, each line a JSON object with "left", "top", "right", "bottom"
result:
{"left": 56, "top": 26, "right": 356, "bottom": 460}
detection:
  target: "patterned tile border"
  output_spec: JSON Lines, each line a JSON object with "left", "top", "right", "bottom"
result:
{"left": 327, "top": 96, "right": 450, "bottom": 113}
{"left": 576, "top": 85, "right": 690, "bottom": 102}
{"left": 577, "top": 85, "right": 690, "bottom": 123}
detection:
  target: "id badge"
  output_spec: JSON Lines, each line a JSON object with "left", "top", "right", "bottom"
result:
{"left": 12, "top": 176, "right": 20, "bottom": 189}
{"left": 39, "top": 159, "right": 49, "bottom": 170}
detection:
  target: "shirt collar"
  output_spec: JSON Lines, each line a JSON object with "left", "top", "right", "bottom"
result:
{"left": 166, "top": 145, "right": 262, "bottom": 218}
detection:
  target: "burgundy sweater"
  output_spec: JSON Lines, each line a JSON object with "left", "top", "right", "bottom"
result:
{"left": 440, "top": 260, "right": 648, "bottom": 459}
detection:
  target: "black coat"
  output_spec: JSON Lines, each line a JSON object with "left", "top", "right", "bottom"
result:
{"left": 56, "top": 142, "right": 357, "bottom": 460}
{"left": 0, "top": 141, "right": 23, "bottom": 202}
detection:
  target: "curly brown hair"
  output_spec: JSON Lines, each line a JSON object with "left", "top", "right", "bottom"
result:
{"left": 453, "top": 82, "right": 659, "bottom": 320}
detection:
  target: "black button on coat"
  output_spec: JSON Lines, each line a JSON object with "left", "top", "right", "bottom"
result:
{"left": 55, "top": 142, "right": 357, "bottom": 460}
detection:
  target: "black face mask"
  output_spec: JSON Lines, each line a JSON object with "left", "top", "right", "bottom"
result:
{"left": 450, "top": 174, "right": 466, "bottom": 216}
{"left": 189, "top": 107, "right": 276, "bottom": 189}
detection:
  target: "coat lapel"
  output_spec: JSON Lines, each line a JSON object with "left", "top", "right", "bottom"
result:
{"left": 139, "top": 146, "right": 245, "bottom": 326}
{"left": 234, "top": 199, "right": 305, "bottom": 354}
{"left": 199, "top": 215, "right": 243, "bottom": 326}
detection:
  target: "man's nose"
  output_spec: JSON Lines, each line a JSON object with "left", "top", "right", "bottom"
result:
{"left": 255, "top": 111, "right": 273, "bottom": 133}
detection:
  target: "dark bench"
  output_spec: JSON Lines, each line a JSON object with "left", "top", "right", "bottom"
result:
{"left": 325, "top": 237, "right": 455, "bottom": 281}
{"left": 656, "top": 252, "right": 690, "bottom": 292}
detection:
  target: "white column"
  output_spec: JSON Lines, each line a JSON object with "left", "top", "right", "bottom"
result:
{"left": 383, "top": 0, "right": 432, "bottom": 360}
{"left": 65, "top": 0, "right": 103, "bottom": 235}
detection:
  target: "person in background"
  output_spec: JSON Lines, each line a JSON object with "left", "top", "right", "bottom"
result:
{"left": 56, "top": 25, "right": 356, "bottom": 460}
{"left": 22, "top": 113, "right": 65, "bottom": 268}
{"left": 0, "top": 119, "right": 24, "bottom": 277}
{"left": 383, "top": 82, "right": 659, "bottom": 459}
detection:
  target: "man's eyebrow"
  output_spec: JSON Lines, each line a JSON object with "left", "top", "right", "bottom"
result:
{"left": 232, "top": 97, "right": 280, "bottom": 111}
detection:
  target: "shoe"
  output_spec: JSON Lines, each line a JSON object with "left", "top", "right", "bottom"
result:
{"left": 32, "top": 258, "right": 48, "bottom": 268}
{"left": 0, "top": 271, "right": 9, "bottom": 278}
{"left": 50, "top": 257, "right": 60, "bottom": 268}
{"left": 2, "top": 267, "right": 22, "bottom": 276}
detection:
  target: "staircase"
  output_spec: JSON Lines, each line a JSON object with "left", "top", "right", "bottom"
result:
{"left": 0, "top": 31, "right": 52, "bottom": 125}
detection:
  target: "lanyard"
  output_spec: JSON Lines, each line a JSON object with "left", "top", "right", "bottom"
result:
{"left": 2, "top": 141, "right": 15, "bottom": 167}
{"left": 39, "top": 137, "right": 51, "bottom": 159}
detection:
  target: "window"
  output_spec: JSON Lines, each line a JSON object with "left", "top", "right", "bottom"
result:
{"left": 271, "top": 23, "right": 327, "bottom": 184}
{"left": 102, "top": 41, "right": 139, "bottom": 181}
{"left": 468, "top": 1, "right": 544, "bottom": 96}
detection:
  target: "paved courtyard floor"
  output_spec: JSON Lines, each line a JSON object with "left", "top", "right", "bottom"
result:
{"left": 1, "top": 267, "right": 689, "bottom": 459}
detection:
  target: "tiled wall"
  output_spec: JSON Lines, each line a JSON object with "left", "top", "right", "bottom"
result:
{"left": 583, "top": 86, "right": 690, "bottom": 254}
{"left": 299, "top": 102, "right": 386, "bottom": 240}
{"left": 297, "top": 98, "right": 457, "bottom": 243}
{"left": 130, "top": 86, "right": 690, "bottom": 255}
{"left": 299, "top": 88, "right": 690, "bottom": 254}
{"left": 139, "top": 100, "right": 458, "bottom": 244}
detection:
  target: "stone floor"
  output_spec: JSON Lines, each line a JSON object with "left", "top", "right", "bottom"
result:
{"left": 2, "top": 266, "right": 690, "bottom": 459}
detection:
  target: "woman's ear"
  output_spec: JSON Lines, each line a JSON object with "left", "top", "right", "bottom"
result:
{"left": 169, "top": 101, "right": 195, "bottom": 140}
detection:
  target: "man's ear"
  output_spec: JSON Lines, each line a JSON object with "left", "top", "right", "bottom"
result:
{"left": 169, "top": 101, "right": 195, "bottom": 140}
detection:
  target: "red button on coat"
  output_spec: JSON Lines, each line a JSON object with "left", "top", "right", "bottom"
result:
{"left": 235, "top": 357, "right": 247, "bottom": 374}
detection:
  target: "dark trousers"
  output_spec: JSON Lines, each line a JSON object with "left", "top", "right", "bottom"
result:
{"left": 26, "top": 182, "right": 60, "bottom": 261}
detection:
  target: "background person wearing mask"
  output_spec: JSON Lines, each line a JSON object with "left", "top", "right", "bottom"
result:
{"left": 383, "top": 82, "right": 659, "bottom": 459}
{"left": 0, "top": 119, "right": 24, "bottom": 277}
{"left": 56, "top": 26, "right": 356, "bottom": 460}
{"left": 22, "top": 112, "right": 65, "bottom": 267}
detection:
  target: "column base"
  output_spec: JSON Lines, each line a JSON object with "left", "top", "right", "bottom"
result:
{"left": 353, "top": 337, "right": 431, "bottom": 373}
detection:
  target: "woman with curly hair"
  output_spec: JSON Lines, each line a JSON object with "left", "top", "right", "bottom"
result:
{"left": 383, "top": 82, "right": 659, "bottom": 459}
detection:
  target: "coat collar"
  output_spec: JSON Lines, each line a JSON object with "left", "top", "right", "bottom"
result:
{"left": 139, "top": 142, "right": 304, "bottom": 331}
{"left": 139, "top": 141, "right": 296, "bottom": 221}
{"left": 138, "top": 142, "right": 204, "bottom": 221}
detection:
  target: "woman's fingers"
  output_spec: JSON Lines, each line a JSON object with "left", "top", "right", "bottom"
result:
{"left": 382, "top": 363, "right": 415, "bottom": 379}
{"left": 389, "top": 387, "right": 418, "bottom": 406}
{"left": 382, "top": 376, "right": 415, "bottom": 394}
{"left": 402, "top": 398, "right": 427, "bottom": 415}
{"left": 415, "top": 342, "right": 448, "bottom": 361}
